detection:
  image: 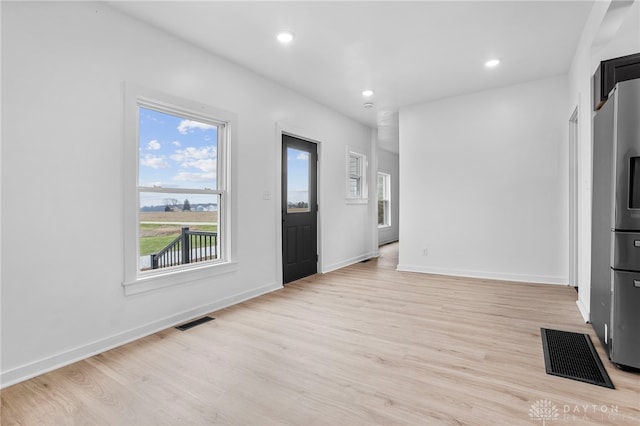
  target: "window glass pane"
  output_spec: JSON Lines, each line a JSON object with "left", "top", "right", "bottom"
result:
{"left": 139, "top": 107, "right": 218, "bottom": 190}
{"left": 377, "top": 173, "right": 390, "bottom": 226}
{"left": 287, "top": 147, "right": 310, "bottom": 213}
{"left": 139, "top": 191, "right": 219, "bottom": 271}
{"left": 349, "top": 155, "right": 361, "bottom": 177}
{"left": 347, "top": 151, "right": 366, "bottom": 200}
{"left": 349, "top": 177, "right": 361, "bottom": 198}
{"left": 384, "top": 201, "right": 389, "bottom": 225}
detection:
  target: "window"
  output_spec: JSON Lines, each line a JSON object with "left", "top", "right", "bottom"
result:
{"left": 377, "top": 172, "right": 391, "bottom": 227}
{"left": 287, "top": 147, "right": 311, "bottom": 213}
{"left": 346, "top": 149, "right": 367, "bottom": 202}
{"left": 137, "top": 106, "right": 222, "bottom": 271}
{"left": 123, "top": 84, "right": 236, "bottom": 295}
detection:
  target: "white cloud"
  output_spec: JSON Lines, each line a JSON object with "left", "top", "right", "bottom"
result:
{"left": 147, "top": 139, "right": 161, "bottom": 150}
{"left": 182, "top": 158, "right": 216, "bottom": 172}
{"left": 296, "top": 152, "right": 309, "bottom": 161}
{"left": 172, "top": 146, "right": 215, "bottom": 161}
{"left": 140, "top": 154, "right": 169, "bottom": 169}
{"left": 171, "top": 146, "right": 216, "bottom": 172}
{"left": 172, "top": 140, "right": 181, "bottom": 147}
{"left": 177, "top": 120, "right": 216, "bottom": 135}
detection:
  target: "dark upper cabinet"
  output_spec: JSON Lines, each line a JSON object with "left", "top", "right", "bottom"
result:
{"left": 593, "top": 52, "right": 640, "bottom": 111}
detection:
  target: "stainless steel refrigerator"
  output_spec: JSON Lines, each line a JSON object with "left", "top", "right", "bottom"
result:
{"left": 591, "top": 78, "right": 640, "bottom": 370}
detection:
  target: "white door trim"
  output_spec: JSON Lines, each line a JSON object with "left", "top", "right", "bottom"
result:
{"left": 569, "top": 106, "right": 580, "bottom": 288}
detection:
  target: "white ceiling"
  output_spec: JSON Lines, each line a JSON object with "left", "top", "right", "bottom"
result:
{"left": 108, "top": 1, "right": 595, "bottom": 152}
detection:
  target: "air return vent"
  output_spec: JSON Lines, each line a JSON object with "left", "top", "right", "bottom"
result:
{"left": 540, "top": 328, "right": 614, "bottom": 388}
{"left": 175, "top": 316, "right": 215, "bottom": 331}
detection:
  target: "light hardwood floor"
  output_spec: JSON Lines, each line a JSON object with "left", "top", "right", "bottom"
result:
{"left": 2, "top": 243, "right": 639, "bottom": 425}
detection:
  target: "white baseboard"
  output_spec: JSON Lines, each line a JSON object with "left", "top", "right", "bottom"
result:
{"left": 0, "top": 282, "right": 282, "bottom": 389}
{"left": 378, "top": 237, "right": 399, "bottom": 246}
{"left": 396, "top": 264, "right": 567, "bottom": 286}
{"left": 322, "top": 252, "right": 378, "bottom": 274}
{"left": 576, "top": 298, "right": 590, "bottom": 323}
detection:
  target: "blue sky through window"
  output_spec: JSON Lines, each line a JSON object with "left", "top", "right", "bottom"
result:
{"left": 287, "top": 147, "right": 309, "bottom": 206}
{"left": 138, "top": 107, "right": 218, "bottom": 208}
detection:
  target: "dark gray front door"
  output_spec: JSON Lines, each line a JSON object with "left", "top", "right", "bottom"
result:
{"left": 282, "top": 135, "right": 317, "bottom": 283}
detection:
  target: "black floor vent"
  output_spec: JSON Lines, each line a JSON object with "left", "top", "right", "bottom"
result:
{"left": 540, "top": 328, "right": 614, "bottom": 388}
{"left": 176, "top": 316, "right": 215, "bottom": 331}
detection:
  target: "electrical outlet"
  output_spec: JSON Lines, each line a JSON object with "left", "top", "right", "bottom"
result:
{"left": 422, "top": 248, "right": 428, "bottom": 256}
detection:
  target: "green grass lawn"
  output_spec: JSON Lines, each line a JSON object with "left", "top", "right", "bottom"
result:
{"left": 140, "top": 235, "right": 180, "bottom": 256}
{"left": 139, "top": 224, "right": 218, "bottom": 256}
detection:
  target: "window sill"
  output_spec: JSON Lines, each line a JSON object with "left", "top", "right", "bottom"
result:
{"left": 123, "top": 261, "right": 238, "bottom": 296}
{"left": 345, "top": 198, "right": 368, "bottom": 205}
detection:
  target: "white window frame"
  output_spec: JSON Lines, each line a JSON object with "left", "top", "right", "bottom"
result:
{"left": 122, "top": 83, "right": 236, "bottom": 295}
{"left": 377, "top": 171, "right": 391, "bottom": 228}
{"left": 346, "top": 147, "right": 368, "bottom": 203}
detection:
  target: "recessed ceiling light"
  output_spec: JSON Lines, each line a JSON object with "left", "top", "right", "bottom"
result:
{"left": 276, "top": 32, "right": 294, "bottom": 44}
{"left": 363, "top": 102, "right": 374, "bottom": 109}
{"left": 485, "top": 59, "right": 500, "bottom": 68}
{"left": 362, "top": 90, "right": 374, "bottom": 97}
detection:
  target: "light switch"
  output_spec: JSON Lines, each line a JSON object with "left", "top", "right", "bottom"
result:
{"left": 263, "top": 191, "right": 271, "bottom": 200}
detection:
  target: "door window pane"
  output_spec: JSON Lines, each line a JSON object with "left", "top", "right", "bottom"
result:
{"left": 287, "top": 147, "right": 310, "bottom": 213}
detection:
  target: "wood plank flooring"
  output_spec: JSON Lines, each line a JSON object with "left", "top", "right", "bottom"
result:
{"left": 2, "top": 243, "right": 639, "bottom": 425}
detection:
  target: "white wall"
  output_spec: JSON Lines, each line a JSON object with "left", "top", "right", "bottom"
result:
{"left": 398, "top": 76, "right": 569, "bottom": 284}
{"left": 0, "top": 2, "right": 374, "bottom": 386}
{"left": 567, "top": 0, "right": 640, "bottom": 321}
{"left": 377, "top": 148, "right": 399, "bottom": 245}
